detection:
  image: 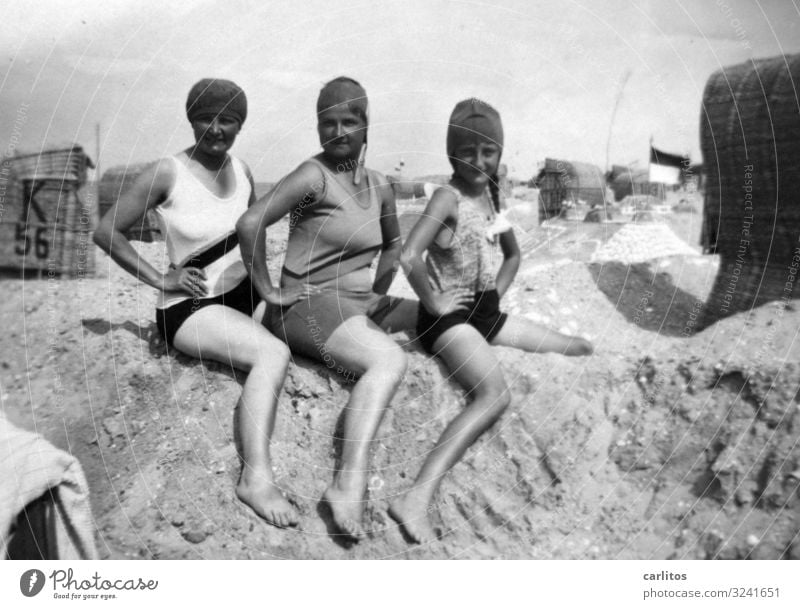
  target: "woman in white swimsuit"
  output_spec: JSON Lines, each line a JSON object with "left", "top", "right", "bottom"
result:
{"left": 94, "top": 79, "right": 300, "bottom": 529}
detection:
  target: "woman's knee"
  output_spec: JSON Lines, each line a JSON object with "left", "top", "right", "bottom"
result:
{"left": 251, "top": 330, "right": 291, "bottom": 368}
{"left": 476, "top": 378, "right": 511, "bottom": 419}
{"left": 364, "top": 345, "right": 408, "bottom": 385}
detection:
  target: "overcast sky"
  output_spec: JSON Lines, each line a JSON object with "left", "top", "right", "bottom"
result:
{"left": 2, "top": 0, "right": 799, "bottom": 182}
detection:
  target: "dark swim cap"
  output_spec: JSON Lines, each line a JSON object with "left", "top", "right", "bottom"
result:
{"left": 186, "top": 78, "right": 248, "bottom": 125}
{"left": 316, "top": 77, "right": 368, "bottom": 123}
{"left": 446, "top": 98, "right": 503, "bottom": 158}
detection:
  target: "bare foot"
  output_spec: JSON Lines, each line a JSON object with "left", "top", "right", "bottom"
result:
{"left": 388, "top": 493, "right": 439, "bottom": 544}
{"left": 236, "top": 479, "right": 299, "bottom": 529}
{"left": 322, "top": 485, "right": 365, "bottom": 541}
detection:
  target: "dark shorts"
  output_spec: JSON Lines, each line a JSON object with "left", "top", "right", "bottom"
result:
{"left": 155, "top": 277, "right": 258, "bottom": 347}
{"left": 416, "top": 289, "right": 508, "bottom": 354}
{"left": 268, "top": 290, "right": 407, "bottom": 361}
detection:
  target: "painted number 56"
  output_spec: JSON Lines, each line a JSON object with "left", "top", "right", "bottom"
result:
{"left": 15, "top": 224, "right": 49, "bottom": 259}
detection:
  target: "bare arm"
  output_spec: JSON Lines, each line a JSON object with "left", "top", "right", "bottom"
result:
{"left": 399, "top": 189, "right": 473, "bottom": 315}
{"left": 372, "top": 176, "right": 402, "bottom": 295}
{"left": 93, "top": 161, "right": 202, "bottom": 294}
{"left": 236, "top": 162, "right": 323, "bottom": 305}
{"left": 494, "top": 228, "right": 521, "bottom": 298}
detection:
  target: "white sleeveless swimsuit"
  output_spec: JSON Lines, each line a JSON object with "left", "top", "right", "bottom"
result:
{"left": 152, "top": 155, "right": 251, "bottom": 309}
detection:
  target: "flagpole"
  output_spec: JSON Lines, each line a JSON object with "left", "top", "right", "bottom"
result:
{"left": 648, "top": 135, "right": 654, "bottom": 198}
{"left": 604, "top": 69, "right": 631, "bottom": 174}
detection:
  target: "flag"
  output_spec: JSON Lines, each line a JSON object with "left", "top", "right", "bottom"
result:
{"left": 649, "top": 146, "right": 686, "bottom": 185}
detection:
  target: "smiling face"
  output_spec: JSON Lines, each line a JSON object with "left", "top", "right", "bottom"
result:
{"left": 191, "top": 113, "right": 241, "bottom": 157}
{"left": 317, "top": 106, "right": 366, "bottom": 163}
{"left": 450, "top": 138, "right": 501, "bottom": 191}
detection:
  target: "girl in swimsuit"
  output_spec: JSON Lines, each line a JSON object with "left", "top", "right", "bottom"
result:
{"left": 390, "top": 98, "right": 594, "bottom": 543}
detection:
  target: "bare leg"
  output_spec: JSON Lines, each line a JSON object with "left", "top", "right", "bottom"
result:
{"left": 389, "top": 324, "right": 510, "bottom": 543}
{"left": 173, "top": 305, "right": 297, "bottom": 528}
{"left": 319, "top": 315, "right": 408, "bottom": 541}
{"left": 490, "top": 315, "right": 593, "bottom": 356}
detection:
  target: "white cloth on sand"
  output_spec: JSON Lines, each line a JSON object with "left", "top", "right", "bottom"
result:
{"left": 0, "top": 414, "right": 98, "bottom": 559}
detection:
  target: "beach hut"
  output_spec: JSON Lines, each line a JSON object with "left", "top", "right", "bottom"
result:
{"left": 0, "top": 145, "right": 95, "bottom": 277}
{"left": 608, "top": 165, "right": 667, "bottom": 202}
{"left": 532, "top": 158, "right": 606, "bottom": 223}
{"left": 699, "top": 54, "right": 800, "bottom": 324}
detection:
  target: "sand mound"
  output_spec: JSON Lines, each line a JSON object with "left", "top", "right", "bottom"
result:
{"left": 591, "top": 223, "right": 699, "bottom": 264}
{"left": 3, "top": 220, "right": 798, "bottom": 559}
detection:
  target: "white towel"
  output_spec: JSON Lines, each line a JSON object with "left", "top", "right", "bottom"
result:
{"left": 0, "top": 414, "right": 98, "bottom": 559}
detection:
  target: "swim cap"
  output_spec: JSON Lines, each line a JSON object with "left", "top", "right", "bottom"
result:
{"left": 316, "top": 77, "right": 368, "bottom": 123}
{"left": 317, "top": 76, "right": 369, "bottom": 184}
{"left": 186, "top": 78, "right": 248, "bottom": 125}
{"left": 446, "top": 98, "right": 503, "bottom": 158}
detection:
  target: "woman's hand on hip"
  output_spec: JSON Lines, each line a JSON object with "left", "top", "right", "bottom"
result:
{"left": 162, "top": 266, "right": 208, "bottom": 297}
{"left": 264, "top": 283, "right": 321, "bottom": 307}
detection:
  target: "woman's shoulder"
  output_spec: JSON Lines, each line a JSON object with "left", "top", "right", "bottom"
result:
{"left": 366, "top": 168, "right": 396, "bottom": 202}
{"left": 296, "top": 156, "right": 327, "bottom": 175}
{"left": 136, "top": 156, "right": 179, "bottom": 195}
{"left": 265, "top": 156, "right": 328, "bottom": 204}
{"left": 293, "top": 157, "right": 328, "bottom": 189}
{"left": 228, "top": 153, "right": 249, "bottom": 172}
{"left": 228, "top": 155, "right": 256, "bottom": 188}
